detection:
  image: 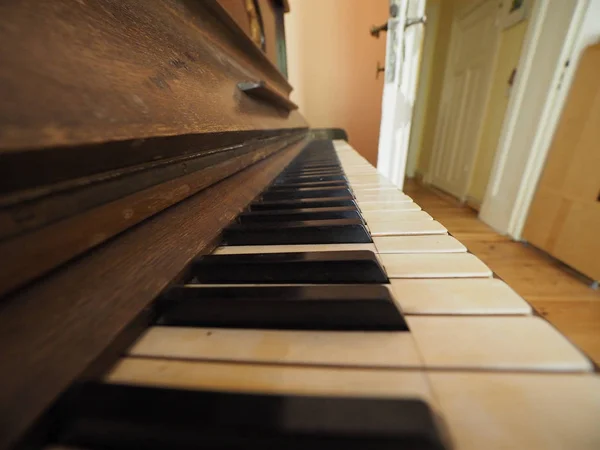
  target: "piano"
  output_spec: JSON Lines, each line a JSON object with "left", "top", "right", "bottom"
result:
{"left": 0, "top": 1, "right": 598, "bottom": 449}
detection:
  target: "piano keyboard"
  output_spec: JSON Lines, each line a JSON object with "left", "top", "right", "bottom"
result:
{"left": 49, "top": 140, "right": 600, "bottom": 450}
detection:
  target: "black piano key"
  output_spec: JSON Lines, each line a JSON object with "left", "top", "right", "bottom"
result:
{"left": 268, "top": 182, "right": 349, "bottom": 192}
{"left": 250, "top": 197, "right": 358, "bottom": 211}
{"left": 222, "top": 219, "right": 371, "bottom": 245}
{"left": 275, "top": 174, "right": 346, "bottom": 183}
{"left": 238, "top": 207, "right": 362, "bottom": 223}
{"left": 56, "top": 383, "right": 447, "bottom": 450}
{"left": 276, "top": 176, "right": 346, "bottom": 184}
{"left": 270, "top": 180, "right": 349, "bottom": 189}
{"left": 261, "top": 187, "right": 352, "bottom": 201}
{"left": 287, "top": 161, "right": 340, "bottom": 168}
{"left": 287, "top": 164, "right": 341, "bottom": 171}
{"left": 190, "top": 251, "right": 388, "bottom": 283}
{"left": 285, "top": 163, "right": 341, "bottom": 171}
{"left": 282, "top": 165, "right": 342, "bottom": 172}
{"left": 157, "top": 285, "right": 407, "bottom": 331}
{"left": 288, "top": 155, "right": 338, "bottom": 163}
{"left": 282, "top": 169, "right": 344, "bottom": 177}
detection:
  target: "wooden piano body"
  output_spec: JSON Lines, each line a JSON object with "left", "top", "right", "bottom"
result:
{"left": 0, "top": 1, "right": 599, "bottom": 449}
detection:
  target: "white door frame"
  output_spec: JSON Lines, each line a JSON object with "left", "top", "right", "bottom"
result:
{"left": 377, "top": 0, "right": 427, "bottom": 190}
{"left": 480, "top": 0, "right": 597, "bottom": 238}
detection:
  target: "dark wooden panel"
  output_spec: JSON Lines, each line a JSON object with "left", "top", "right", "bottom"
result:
{"left": 0, "top": 0, "right": 303, "bottom": 151}
{"left": 0, "top": 132, "right": 305, "bottom": 238}
{"left": 0, "top": 130, "right": 300, "bottom": 197}
{"left": 238, "top": 81, "right": 298, "bottom": 111}
{"left": 0, "top": 139, "right": 306, "bottom": 450}
{"left": 0, "top": 137, "right": 303, "bottom": 297}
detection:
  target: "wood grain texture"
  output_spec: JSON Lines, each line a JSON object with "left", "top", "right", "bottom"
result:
{"left": 405, "top": 179, "right": 600, "bottom": 367}
{"left": 523, "top": 44, "right": 600, "bottom": 281}
{"left": 1, "top": 134, "right": 303, "bottom": 234}
{"left": 0, "top": 130, "right": 302, "bottom": 197}
{"left": 0, "top": 139, "right": 306, "bottom": 450}
{"left": 0, "top": 0, "right": 302, "bottom": 151}
{"left": 0, "top": 136, "right": 303, "bottom": 297}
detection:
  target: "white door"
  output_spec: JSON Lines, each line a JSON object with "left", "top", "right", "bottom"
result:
{"left": 377, "top": 0, "right": 427, "bottom": 190}
{"left": 427, "top": 0, "right": 499, "bottom": 199}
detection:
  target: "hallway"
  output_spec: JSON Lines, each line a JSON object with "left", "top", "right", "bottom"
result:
{"left": 404, "top": 179, "right": 600, "bottom": 365}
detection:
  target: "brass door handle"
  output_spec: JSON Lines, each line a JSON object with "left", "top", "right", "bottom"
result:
{"left": 376, "top": 62, "right": 385, "bottom": 79}
{"left": 370, "top": 23, "right": 388, "bottom": 38}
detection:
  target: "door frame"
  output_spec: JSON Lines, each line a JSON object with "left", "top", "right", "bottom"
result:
{"left": 424, "top": 0, "right": 502, "bottom": 201}
{"left": 376, "top": 0, "right": 427, "bottom": 190}
{"left": 479, "top": 0, "right": 597, "bottom": 238}
{"left": 405, "top": 0, "right": 440, "bottom": 178}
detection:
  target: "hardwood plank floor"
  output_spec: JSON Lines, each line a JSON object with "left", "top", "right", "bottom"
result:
{"left": 404, "top": 179, "right": 600, "bottom": 365}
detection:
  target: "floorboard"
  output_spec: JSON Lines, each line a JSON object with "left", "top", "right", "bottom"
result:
{"left": 404, "top": 179, "right": 600, "bottom": 365}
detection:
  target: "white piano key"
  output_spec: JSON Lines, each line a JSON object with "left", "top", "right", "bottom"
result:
{"left": 128, "top": 327, "right": 423, "bottom": 368}
{"left": 337, "top": 156, "right": 366, "bottom": 161}
{"left": 358, "top": 201, "right": 421, "bottom": 212}
{"left": 340, "top": 164, "right": 372, "bottom": 170}
{"left": 335, "top": 150, "right": 363, "bottom": 157}
{"left": 352, "top": 186, "right": 399, "bottom": 192}
{"left": 350, "top": 182, "right": 396, "bottom": 190}
{"left": 107, "top": 358, "right": 435, "bottom": 402}
{"left": 380, "top": 253, "right": 492, "bottom": 278}
{"left": 388, "top": 278, "right": 532, "bottom": 315}
{"left": 212, "top": 243, "right": 377, "bottom": 255}
{"left": 346, "top": 175, "right": 393, "bottom": 186}
{"left": 374, "top": 235, "right": 466, "bottom": 254}
{"left": 357, "top": 200, "right": 415, "bottom": 210}
{"left": 407, "top": 316, "right": 593, "bottom": 371}
{"left": 368, "top": 220, "right": 447, "bottom": 236}
{"left": 341, "top": 162, "right": 375, "bottom": 168}
{"left": 344, "top": 164, "right": 378, "bottom": 172}
{"left": 427, "top": 372, "right": 600, "bottom": 450}
{"left": 338, "top": 159, "right": 370, "bottom": 165}
{"left": 340, "top": 165, "right": 372, "bottom": 171}
{"left": 355, "top": 191, "right": 413, "bottom": 203}
{"left": 333, "top": 139, "right": 353, "bottom": 149}
{"left": 364, "top": 211, "right": 432, "bottom": 222}
{"left": 336, "top": 152, "right": 364, "bottom": 158}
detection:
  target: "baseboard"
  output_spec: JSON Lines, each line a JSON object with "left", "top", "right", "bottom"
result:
{"left": 466, "top": 195, "right": 482, "bottom": 211}
{"left": 412, "top": 171, "right": 426, "bottom": 185}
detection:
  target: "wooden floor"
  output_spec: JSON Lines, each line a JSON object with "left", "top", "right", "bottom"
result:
{"left": 404, "top": 179, "right": 600, "bottom": 366}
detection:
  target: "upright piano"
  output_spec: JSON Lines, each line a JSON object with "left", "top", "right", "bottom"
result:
{"left": 0, "top": 1, "right": 599, "bottom": 449}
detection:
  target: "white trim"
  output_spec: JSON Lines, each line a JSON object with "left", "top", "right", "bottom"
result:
{"left": 511, "top": 0, "right": 600, "bottom": 238}
{"left": 479, "top": 0, "right": 588, "bottom": 237}
{"left": 376, "top": 1, "right": 408, "bottom": 185}
{"left": 406, "top": 0, "right": 440, "bottom": 178}
{"left": 377, "top": 0, "right": 427, "bottom": 190}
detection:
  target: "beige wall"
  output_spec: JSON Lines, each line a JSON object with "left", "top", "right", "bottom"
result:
{"left": 285, "top": 0, "right": 388, "bottom": 165}
{"left": 467, "top": 20, "right": 529, "bottom": 203}
{"left": 415, "top": 0, "right": 529, "bottom": 205}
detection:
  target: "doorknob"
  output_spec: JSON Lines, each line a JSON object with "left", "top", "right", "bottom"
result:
{"left": 405, "top": 16, "right": 427, "bottom": 29}
{"left": 370, "top": 23, "right": 388, "bottom": 38}
{"left": 376, "top": 61, "right": 385, "bottom": 79}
